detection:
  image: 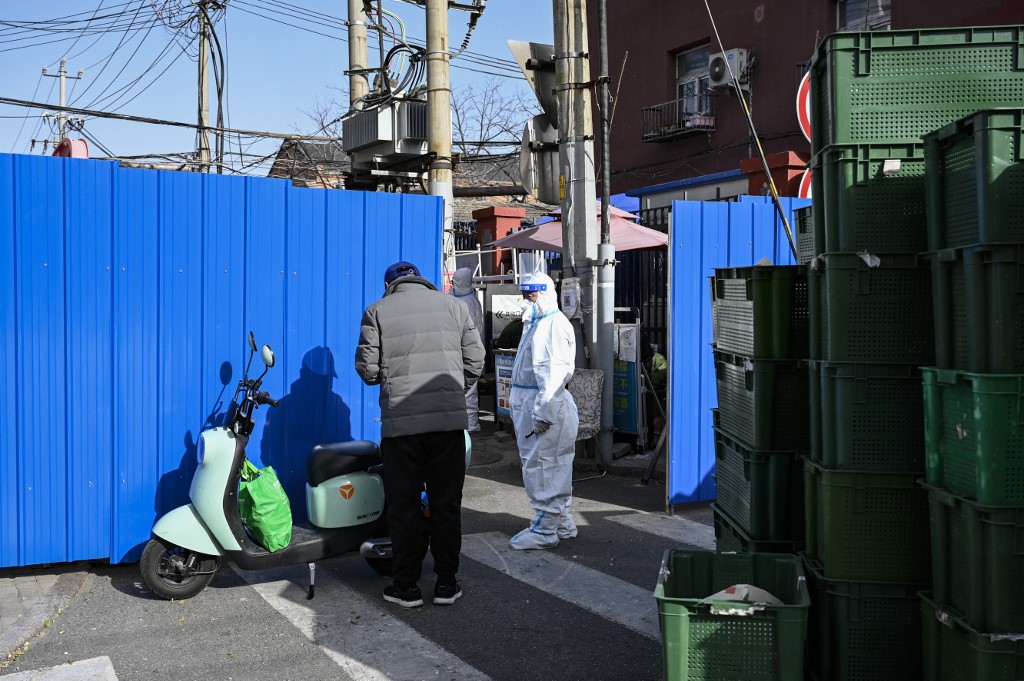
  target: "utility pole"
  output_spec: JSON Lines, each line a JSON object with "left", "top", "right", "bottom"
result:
{"left": 552, "top": 0, "right": 611, "bottom": 465}
{"left": 425, "top": 0, "right": 455, "bottom": 288}
{"left": 42, "top": 58, "right": 83, "bottom": 142}
{"left": 595, "top": 0, "right": 616, "bottom": 467}
{"left": 197, "top": 2, "right": 211, "bottom": 173}
{"left": 347, "top": 0, "right": 370, "bottom": 107}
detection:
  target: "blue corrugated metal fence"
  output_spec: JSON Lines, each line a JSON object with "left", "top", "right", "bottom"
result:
{"left": 0, "top": 153, "right": 441, "bottom": 567}
{"left": 667, "top": 196, "right": 810, "bottom": 504}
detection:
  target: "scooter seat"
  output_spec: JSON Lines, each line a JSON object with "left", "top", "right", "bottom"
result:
{"left": 307, "top": 440, "right": 382, "bottom": 486}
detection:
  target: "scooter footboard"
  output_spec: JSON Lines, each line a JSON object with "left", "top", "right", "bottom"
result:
{"left": 152, "top": 504, "right": 223, "bottom": 556}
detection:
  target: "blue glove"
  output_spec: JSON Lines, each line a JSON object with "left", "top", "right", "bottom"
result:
{"left": 532, "top": 419, "right": 551, "bottom": 435}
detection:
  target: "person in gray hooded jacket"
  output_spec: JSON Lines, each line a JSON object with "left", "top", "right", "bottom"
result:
{"left": 355, "top": 260, "right": 485, "bottom": 609}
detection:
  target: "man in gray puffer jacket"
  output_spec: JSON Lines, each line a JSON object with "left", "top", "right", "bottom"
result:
{"left": 355, "top": 260, "right": 485, "bottom": 609}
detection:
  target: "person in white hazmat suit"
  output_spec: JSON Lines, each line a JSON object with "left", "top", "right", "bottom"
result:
{"left": 508, "top": 272, "right": 579, "bottom": 550}
{"left": 450, "top": 267, "right": 484, "bottom": 432}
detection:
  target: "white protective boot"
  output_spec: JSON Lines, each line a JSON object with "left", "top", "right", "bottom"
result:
{"left": 509, "top": 512, "right": 560, "bottom": 550}
{"left": 557, "top": 513, "right": 578, "bottom": 539}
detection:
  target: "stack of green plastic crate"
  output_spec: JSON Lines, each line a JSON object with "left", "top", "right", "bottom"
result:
{"left": 918, "top": 108, "right": 1024, "bottom": 681}
{"left": 709, "top": 265, "right": 809, "bottom": 554}
{"left": 798, "top": 25, "right": 1024, "bottom": 681}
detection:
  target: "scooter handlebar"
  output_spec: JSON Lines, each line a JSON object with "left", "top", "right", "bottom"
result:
{"left": 255, "top": 391, "right": 280, "bottom": 408}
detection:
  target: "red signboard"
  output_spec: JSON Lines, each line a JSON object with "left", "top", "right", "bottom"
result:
{"left": 796, "top": 72, "right": 812, "bottom": 144}
{"left": 798, "top": 169, "right": 812, "bottom": 199}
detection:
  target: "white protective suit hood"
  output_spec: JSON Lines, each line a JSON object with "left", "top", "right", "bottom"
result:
{"left": 520, "top": 272, "right": 559, "bottom": 324}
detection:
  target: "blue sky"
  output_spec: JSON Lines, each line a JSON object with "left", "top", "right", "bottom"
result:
{"left": 0, "top": 1, "right": 552, "bottom": 168}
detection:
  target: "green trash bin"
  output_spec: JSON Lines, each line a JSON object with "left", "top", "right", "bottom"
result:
{"left": 654, "top": 549, "right": 810, "bottom": 681}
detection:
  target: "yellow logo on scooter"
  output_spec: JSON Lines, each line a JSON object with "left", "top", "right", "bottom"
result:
{"left": 339, "top": 484, "right": 355, "bottom": 500}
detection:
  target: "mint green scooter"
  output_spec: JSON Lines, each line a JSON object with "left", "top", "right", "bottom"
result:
{"left": 141, "top": 332, "right": 397, "bottom": 600}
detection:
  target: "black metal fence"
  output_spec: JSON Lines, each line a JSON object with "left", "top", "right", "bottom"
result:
{"left": 615, "top": 248, "right": 668, "bottom": 354}
{"left": 452, "top": 221, "right": 478, "bottom": 252}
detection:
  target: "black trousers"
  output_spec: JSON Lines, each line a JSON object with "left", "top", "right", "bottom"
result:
{"left": 380, "top": 429, "right": 466, "bottom": 585}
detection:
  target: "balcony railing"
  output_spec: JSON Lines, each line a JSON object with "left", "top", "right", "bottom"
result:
{"left": 641, "top": 95, "right": 715, "bottom": 142}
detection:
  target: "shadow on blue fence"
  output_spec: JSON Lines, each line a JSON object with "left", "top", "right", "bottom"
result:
{"left": 261, "top": 346, "right": 353, "bottom": 522}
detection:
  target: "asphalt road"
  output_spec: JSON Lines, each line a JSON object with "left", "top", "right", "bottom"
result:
{"left": 1, "top": 449, "right": 713, "bottom": 681}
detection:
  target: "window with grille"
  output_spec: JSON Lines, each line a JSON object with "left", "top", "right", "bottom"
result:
{"left": 838, "top": 0, "right": 891, "bottom": 30}
{"left": 676, "top": 46, "right": 711, "bottom": 115}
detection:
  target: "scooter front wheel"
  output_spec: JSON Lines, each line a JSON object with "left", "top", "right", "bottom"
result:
{"left": 140, "top": 537, "right": 221, "bottom": 600}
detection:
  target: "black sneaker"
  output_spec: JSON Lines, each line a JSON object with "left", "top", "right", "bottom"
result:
{"left": 383, "top": 582, "right": 423, "bottom": 608}
{"left": 433, "top": 579, "right": 462, "bottom": 606}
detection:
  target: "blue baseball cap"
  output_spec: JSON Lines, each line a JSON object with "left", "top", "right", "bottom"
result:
{"left": 384, "top": 260, "right": 420, "bottom": 285}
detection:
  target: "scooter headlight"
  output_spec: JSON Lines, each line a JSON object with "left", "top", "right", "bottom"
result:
{"left": 197, "top": 434, "right": 206, "bottom": 465}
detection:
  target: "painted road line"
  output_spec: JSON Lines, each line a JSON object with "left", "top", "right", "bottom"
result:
{"left": 232, "top": 564, "right": 491, "bottom": 681}
{"left": 464, "top": 475, "right": 714, "bottom": 547}
{"left": 1, "top": 656, "right": 118, "bottom": 681}
{"left": 605, "top": 512, "right": 715, "bottom": 550}
{"left": 464, "top": 475, "right": 641, "bottom": 520}
{"left": 461, "top": 531, "right": 660, "bottom": 640}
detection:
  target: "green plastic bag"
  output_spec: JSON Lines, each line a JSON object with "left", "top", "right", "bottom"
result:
{"left": 238, "top": 459, "right": 293, "bottom": 552}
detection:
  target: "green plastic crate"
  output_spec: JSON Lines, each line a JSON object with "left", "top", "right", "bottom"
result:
{"left": 804, "top": 458, "right": 931, "bottom": 583}
{"left": 795, "top": 206, "right": 816, "bottom": 265}
{"left": 927, "top": 244, "right": 1024, "bottom": 373}
{"left": 924, "top": 109, "right": 1024, "bottom": 251}
{"left": 808, "top": 361, "right": 925, "bottom": 472}
{"left": 711, "top": 265, "right": 809, "bottom": 360}
{"left": 712, "top": 422, "right": 804, "bottom": 542}
{"left": 809, "top": 26, "right": 1024, "bottom": 152}
{"left": 713, "top": 504, "right": 805, "bottom": 555}
{"left": 808, "top": 252, "right": 934, "bottom": 364}
{"left": 803, "top": 555, "right": 925, "bottom": 681}
{"left": 924, "top": 482, "right": 1024, "bottom": 633}
{"left": 921, "top": 592, "right": 1024, "bottom": 681}
{"left": 923, "top": 368, "right": 1024, "bottom": 505}
{"left": 655, "top": 549, "right": 810, "bottom": 681}
{"left": 810, "top": 143, "right": 928, "bottom": 253}
{"left": 713, "top": 349, "right": 809, "bottom": 451}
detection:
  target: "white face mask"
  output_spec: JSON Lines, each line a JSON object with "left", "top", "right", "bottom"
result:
{"left": 520, "top": 299, "right": 536, "bottom": 323}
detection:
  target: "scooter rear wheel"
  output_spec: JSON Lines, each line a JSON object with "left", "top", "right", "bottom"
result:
{"left": 141, "top": 537, "right": 221, "bottom": 600}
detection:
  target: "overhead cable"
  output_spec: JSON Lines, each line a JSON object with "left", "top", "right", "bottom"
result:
{"left": 0, "top": 94, "right": 342, "bottom": 141}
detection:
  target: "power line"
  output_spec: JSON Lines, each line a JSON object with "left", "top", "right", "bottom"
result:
{"left": 0, "top": 94, "right": 342, "bottom": 141}
{"left": 52, "top": 0, "right": 108, "bottom": 67}
{"left": 70, "top": 2, "right": 150, "bottom": 106}
{"left": 0, "top": 1, "right": 142, "bottom": 29}
{"left": 229, "top": 0, "right": 522, "bottom": 79}
{"left": 24, "top": 77, "right": 58, "bottom": 152}
{"left": 10, "top": 72, "right": 44, "bottom": 152}
{"left": 101, "top": 30, "right": 191, "bottom": 112}
{"left": 80, "top": 15, "right": 160, "bottom": 108}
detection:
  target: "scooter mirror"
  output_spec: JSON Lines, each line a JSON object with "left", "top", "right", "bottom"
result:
{"left": 248, "top": 331, "right": 257, "bottom": 353}
{"left": 261, "top": 344, "right": 275, "bottom": 368}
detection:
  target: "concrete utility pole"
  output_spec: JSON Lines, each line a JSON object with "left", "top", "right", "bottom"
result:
{"left": 425, "top": 0, "right": 456, "bottom": 287}
{"left": 552, "top": 0, "right": 612, "bottom": 465}
{"left": 347, "top": 0, "right": 369, "bottom": 107}
{"left": 42, "top": 58, "right": 83, "bottom": 141}
{"left": 595, "top": 0, "right": 615, "bottom": 467}
{"left": 197, "top": 3, "right": 211, "bottom": 173}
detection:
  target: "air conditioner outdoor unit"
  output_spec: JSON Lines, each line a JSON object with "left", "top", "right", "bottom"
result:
{"left": 708, "top": 49, "right": 749, "bottom": 89}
